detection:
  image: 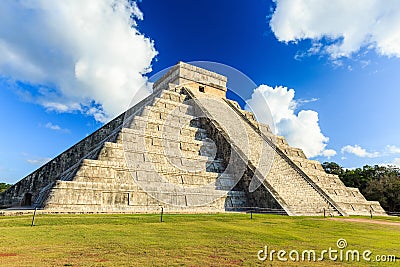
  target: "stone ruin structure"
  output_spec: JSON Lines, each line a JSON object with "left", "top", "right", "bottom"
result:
{"left": 0, "top": 62, "right": 386, "bottom": 216}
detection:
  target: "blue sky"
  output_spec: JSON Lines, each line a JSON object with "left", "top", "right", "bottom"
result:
{"left": 1, "top": 0, "right": 400, "bottom": 184}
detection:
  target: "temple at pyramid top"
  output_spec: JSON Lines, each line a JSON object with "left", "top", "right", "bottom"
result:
{"left": 153, "top": 61, "right": 227, "bottom": 98}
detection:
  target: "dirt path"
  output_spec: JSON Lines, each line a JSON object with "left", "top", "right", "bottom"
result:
{"left": 328, "top": 217, "right": 400, "bottom": 227}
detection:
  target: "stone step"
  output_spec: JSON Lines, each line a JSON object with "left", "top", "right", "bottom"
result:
{"left": 118, "top": 125, "right": 208, "bottom": 142}
{"left": 140, "top": 105, "right": 195, "bottom": 122}
{"left": 131, "top": 159, "right": 225, "bottom": 174}
{"left": 121, "top": 135, "right": 216, "bottom": 154}
{"left": 151, "top": 97, "right": 193, "bottom": 113}
{"left": 130, "top": 185, "right": 234, "bottom": 196}
{"left": 131, "top": 113, "right": 196, "bottom": 129}
{"left": 77, "top": 160, "right": 230, "bottom": 179}
{"left": 49, "top": 180, "right": 237, "bottom": 208}
{"left": 159, "top": 89, "right": 188, "bottom": 103}
{"left": 102, "top": 136, "right": 217, "bottom": 159}
{"left": 77, "top": 159, "right": 228, "bottom": 180}
{"left": 53, "top": 180, "right": 138, "bottom": 191}
{"left": 290, "top": 206, "right": 338, "bottom": 211}
{"left": 74, "top": 171, "right": 237, "bottom": 189}
{"left": 124, "top": 115, "right": 209, "bottom": 141}
{"left": 120, "top": 144, "right": 220, "bottom": 164}
{"left": 96, "top": 148, "right": 226, "bottom": 174}
{"left": 120, "top": 152, "right": 214, "bottom": 170}
{"left": 117, "top": 127, "right": 208, "bottom": 146}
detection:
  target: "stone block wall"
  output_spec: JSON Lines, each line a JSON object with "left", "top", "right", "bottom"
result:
{"left": 0, "top": 89, "right": 163, "bottom": 208}
{"left": 40, "top": 89, "right": 241, "bottom": 212}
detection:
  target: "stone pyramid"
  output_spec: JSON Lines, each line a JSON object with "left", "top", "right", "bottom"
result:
{"left": 0, "top": 62, "right": 386, "bottom": 216}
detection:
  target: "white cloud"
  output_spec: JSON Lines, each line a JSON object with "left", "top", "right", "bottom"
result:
{"left": 322, "top": 149, "right": 337, "bottom": 159}
{"left": 341, "top": 145, "right": 380, "bottom": 158}
{"left": 296, "top": 97, "right": 318, "bottom": 106}
{"left": 44, "top": 122, "right": 69, "bottom": 133}
{"left": 387, "top": 145, "right": 400, "bottom": 154}
{"left": 0, "top": 0, "right": 157, "bottom": 122}
{"left": 45, "top": 122, "right": 61, "bottom": 131}
{"left": 27, "top": 158, "right": 51, "bottom": 166}
{"left": 391, "top": 158, "right": 400, "bottom": 167}
{"left": 245, "top": 85, "right": 335, "bottom": 158}
{"left": 270, "top": 0, "right": 400, "bottom": 59}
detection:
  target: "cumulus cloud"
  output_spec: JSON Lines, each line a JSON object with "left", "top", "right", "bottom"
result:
{"left": 0, "top": 0, "right": 157, "bottom": 122}
{"left": 341, "top": 145, "right": 380, "bottom": 158}
{"left": 245, "top": 85, "right": 335, "bottom": 158}
{"left": 270, "top": 0, "right": 400, "bottom": 59}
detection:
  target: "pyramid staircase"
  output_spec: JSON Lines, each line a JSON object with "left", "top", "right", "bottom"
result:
{"left": 184, "top": 88, "right": 343, "bottom": 216}
{"left": 273, "top": 135, "right": 386, "bottom": 216}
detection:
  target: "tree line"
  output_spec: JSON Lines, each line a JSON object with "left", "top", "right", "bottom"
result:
{"left": 322, "top": 162, "right": 400, "bottom": 212}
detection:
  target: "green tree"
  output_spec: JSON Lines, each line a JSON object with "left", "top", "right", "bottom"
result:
{"left": 322, "top": 162, "right": 343, "bottom": 176}
{"left": 364, "top": 174, "right": 400, "bottom": 212}
{"left": 0, "top": 183, "right": 12, "bottom": 193}
{"left": 341, "top": 167, "right": 368, "bottom": 189}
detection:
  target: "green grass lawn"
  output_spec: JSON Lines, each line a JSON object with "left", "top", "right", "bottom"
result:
{"left": 0, "top": 213, "right": 399, "bottom": 266}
